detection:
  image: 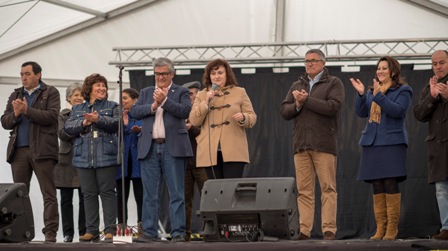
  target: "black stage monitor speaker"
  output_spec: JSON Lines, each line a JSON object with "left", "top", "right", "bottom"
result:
{"left": 199, "top": 177, "right": 299, "bottom": 242}
{"left": 0, "top": 183, "right": 34, "bottom": 242}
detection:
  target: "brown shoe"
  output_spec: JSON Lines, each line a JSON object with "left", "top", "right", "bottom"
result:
{"left": 432, "top": 229, "right": 448, "bottom": 240}
{"left": 103, "top": 233, "right": 113, "bottom": 243}
{"left": 44, "top": 232, "right": 57, "bottom": 243}
{"left": 185, "top": 233, "right": 191, "bottom": 242}
{"left": 297, "top": 232, "right": 310, "bottom": 240}
{"left": 137, "top": 222, "right": 143, "bottom": 237}
{"left": 79, "top": 233, "right": 99, "bottom": 242}
{"left": 323, "top": 231, "right": 335, "bottom": 240}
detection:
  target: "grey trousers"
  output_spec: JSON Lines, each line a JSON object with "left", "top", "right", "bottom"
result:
{"left": 78, "top": 166, "right": 117, "bottom": 235}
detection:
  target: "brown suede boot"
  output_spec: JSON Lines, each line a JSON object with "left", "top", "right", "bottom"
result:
{"left": 79, "top": 233, "right": 99, "bottom": 242}
{"left": 103, "top": 233, "right": 113, "bottom": 243}
{"left": 382, "top": 193, "right": 401, "bottom": 240}
{"left": 370, "top": 193, "right": 387, "bottom": 240}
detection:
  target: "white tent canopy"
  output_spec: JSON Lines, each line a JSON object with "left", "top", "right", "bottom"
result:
{"left": 0, "top": 0, "right": 447, "bottom": 242}
{"left": 1, "top": 0, "right": 448, "bottom": 84}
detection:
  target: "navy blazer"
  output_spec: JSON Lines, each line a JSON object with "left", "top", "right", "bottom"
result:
{"left": 116, "top": 115, "right": 142, "bottom": 179}
{"left": 355, "top": 85, "right": 413, "bottom": 147}
{"left": 130, "top": 83, "right": 193, "bottom": 159}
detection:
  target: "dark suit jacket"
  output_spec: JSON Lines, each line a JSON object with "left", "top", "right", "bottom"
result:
{"left": 414, "top": 73, "right": 448, "bottom": 183}
{"left": 130, "top": 83, "right": 193, "bottom": 159}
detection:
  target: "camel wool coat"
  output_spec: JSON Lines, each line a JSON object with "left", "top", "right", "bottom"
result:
{"left": 189, "top": 85, "right": 256, "bottom": 167}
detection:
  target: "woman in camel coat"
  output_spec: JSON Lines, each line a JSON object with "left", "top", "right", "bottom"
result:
{"left": 189, "top": 59, "right": 257, "bottom": 179}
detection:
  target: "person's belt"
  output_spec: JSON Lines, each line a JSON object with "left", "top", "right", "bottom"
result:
{"left": 152, "top": 138, "right": 165, "bottom": 144}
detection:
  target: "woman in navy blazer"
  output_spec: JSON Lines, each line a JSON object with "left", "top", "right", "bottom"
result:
{"left": 350, "top": 56, "right": 413, "bottom": 241}
{"left": 116, "top": 88, "right": 143, "bottom": 234}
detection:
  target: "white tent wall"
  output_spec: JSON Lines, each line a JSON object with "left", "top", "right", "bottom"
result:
{"left": 284, "top": 0, "right": 448, "bottom": 41}
{"left": 0, "top": 0, "right": 446, "bottom": 242}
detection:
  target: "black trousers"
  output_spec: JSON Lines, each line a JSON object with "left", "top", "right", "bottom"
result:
{"left": 60, "top": 187, "right": 86, "bottom": 237}
{"left": 204, "top": 151, "right": 245, "bottom": 179}
{"left": 184, "top": 164, "right": 208, "bottom": 235}
{"left": 116, "top": 177, "right": 143, "bottom": 224}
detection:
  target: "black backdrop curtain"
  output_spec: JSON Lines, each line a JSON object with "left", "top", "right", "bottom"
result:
{"left": 129, "top": 65, "right": 440, "bottom": 239}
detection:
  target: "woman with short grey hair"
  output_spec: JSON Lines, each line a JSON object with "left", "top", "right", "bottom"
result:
{"left": 54, "top": 82, "right": 86, "bottom": 242}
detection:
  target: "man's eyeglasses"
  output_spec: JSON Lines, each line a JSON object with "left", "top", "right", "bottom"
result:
{"left": 304, "top": 59, "right": 323, "bottom": 65}
{"left": 154, "top": 72, "right": 172, "bottom": 77}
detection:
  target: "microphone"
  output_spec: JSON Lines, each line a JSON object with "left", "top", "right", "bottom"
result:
{"left": 208, "top": 84, "right": 218, "bottom": 103}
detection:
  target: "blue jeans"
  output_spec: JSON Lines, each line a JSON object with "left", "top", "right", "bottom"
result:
{"left": 140, "top": 143, "right": 186, "bottom": 238}
{"left": 436, "top": 180, "right": 448, "bottom": 230}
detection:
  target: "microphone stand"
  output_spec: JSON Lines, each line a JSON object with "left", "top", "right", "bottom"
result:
{"left": 117, "top": 66, "right": 126, "bottom": 236}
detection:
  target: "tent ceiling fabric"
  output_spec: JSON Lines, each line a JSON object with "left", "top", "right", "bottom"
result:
{"left": 0, "top": 1, "right": 447, "bottom": 241}
{"left": 0, "top": 0, "right": 146, "bottom": 56}
{"left": 40, "top": 0, "right": 108, "bottom": 18}
{"left": 0, "top": 0, "right": 447, "bottom": 61}
{"left": 0, "top": 0, "right": 447, "bottom": 84}
{"left": 404, "top": 0, "right": 448, "bottom": 16}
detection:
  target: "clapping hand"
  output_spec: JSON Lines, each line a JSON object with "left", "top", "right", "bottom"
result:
{"left": 154, "top": 87, "right": 168, "bottom": 104}
{"left": 123, "top": 110, "right": 129, "bottom": 126}
{"left": 12, "top": 97, "right": 28, "bottom": 117}
{"left": 437, "top": 80, "right": 448, "bottom": 100}
{"left": 131, "top": 125, "right": 141, "bottom": 133}
{"left": 350, "top": 78, "right": 365, "bottom": 96}
{"left": 83, "top": 111, "right": 98, "bottom": 127}
{"left": 292, "top": 89, "right": 308, "bottom": 108}
{"left": 373, "top": 79, "right": 380, "bottom": 95}
{"left": 152, "top": 87, "right": 168, "bottom": 110}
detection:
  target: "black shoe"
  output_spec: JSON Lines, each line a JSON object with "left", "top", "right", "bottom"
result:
{"left": 171, "top": 235, "right": 186, "bottom": 243}
{"left": 133, "top": 235, "right": 166, "bottom": 243}
{"left": 63, "top": 235, "right": 73, "bottom": 243}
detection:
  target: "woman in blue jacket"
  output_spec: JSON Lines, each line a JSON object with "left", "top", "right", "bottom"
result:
{"left": 350, "top": 56, "right": 413, "bottom": 241}
{"left": 65, "top": 73, "right": 119, "bottom": 243}
{"left": 116, "top": 88, "right": 143, "bottom": 234}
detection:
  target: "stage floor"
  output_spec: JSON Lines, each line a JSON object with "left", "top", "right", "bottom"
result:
{"left": 1, "top": 239, "right": 448, "bottom": 251}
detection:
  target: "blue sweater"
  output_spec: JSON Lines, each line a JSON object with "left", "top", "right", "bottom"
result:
{"left": 16, "top": 88, "right": 38, "bottom": 147}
